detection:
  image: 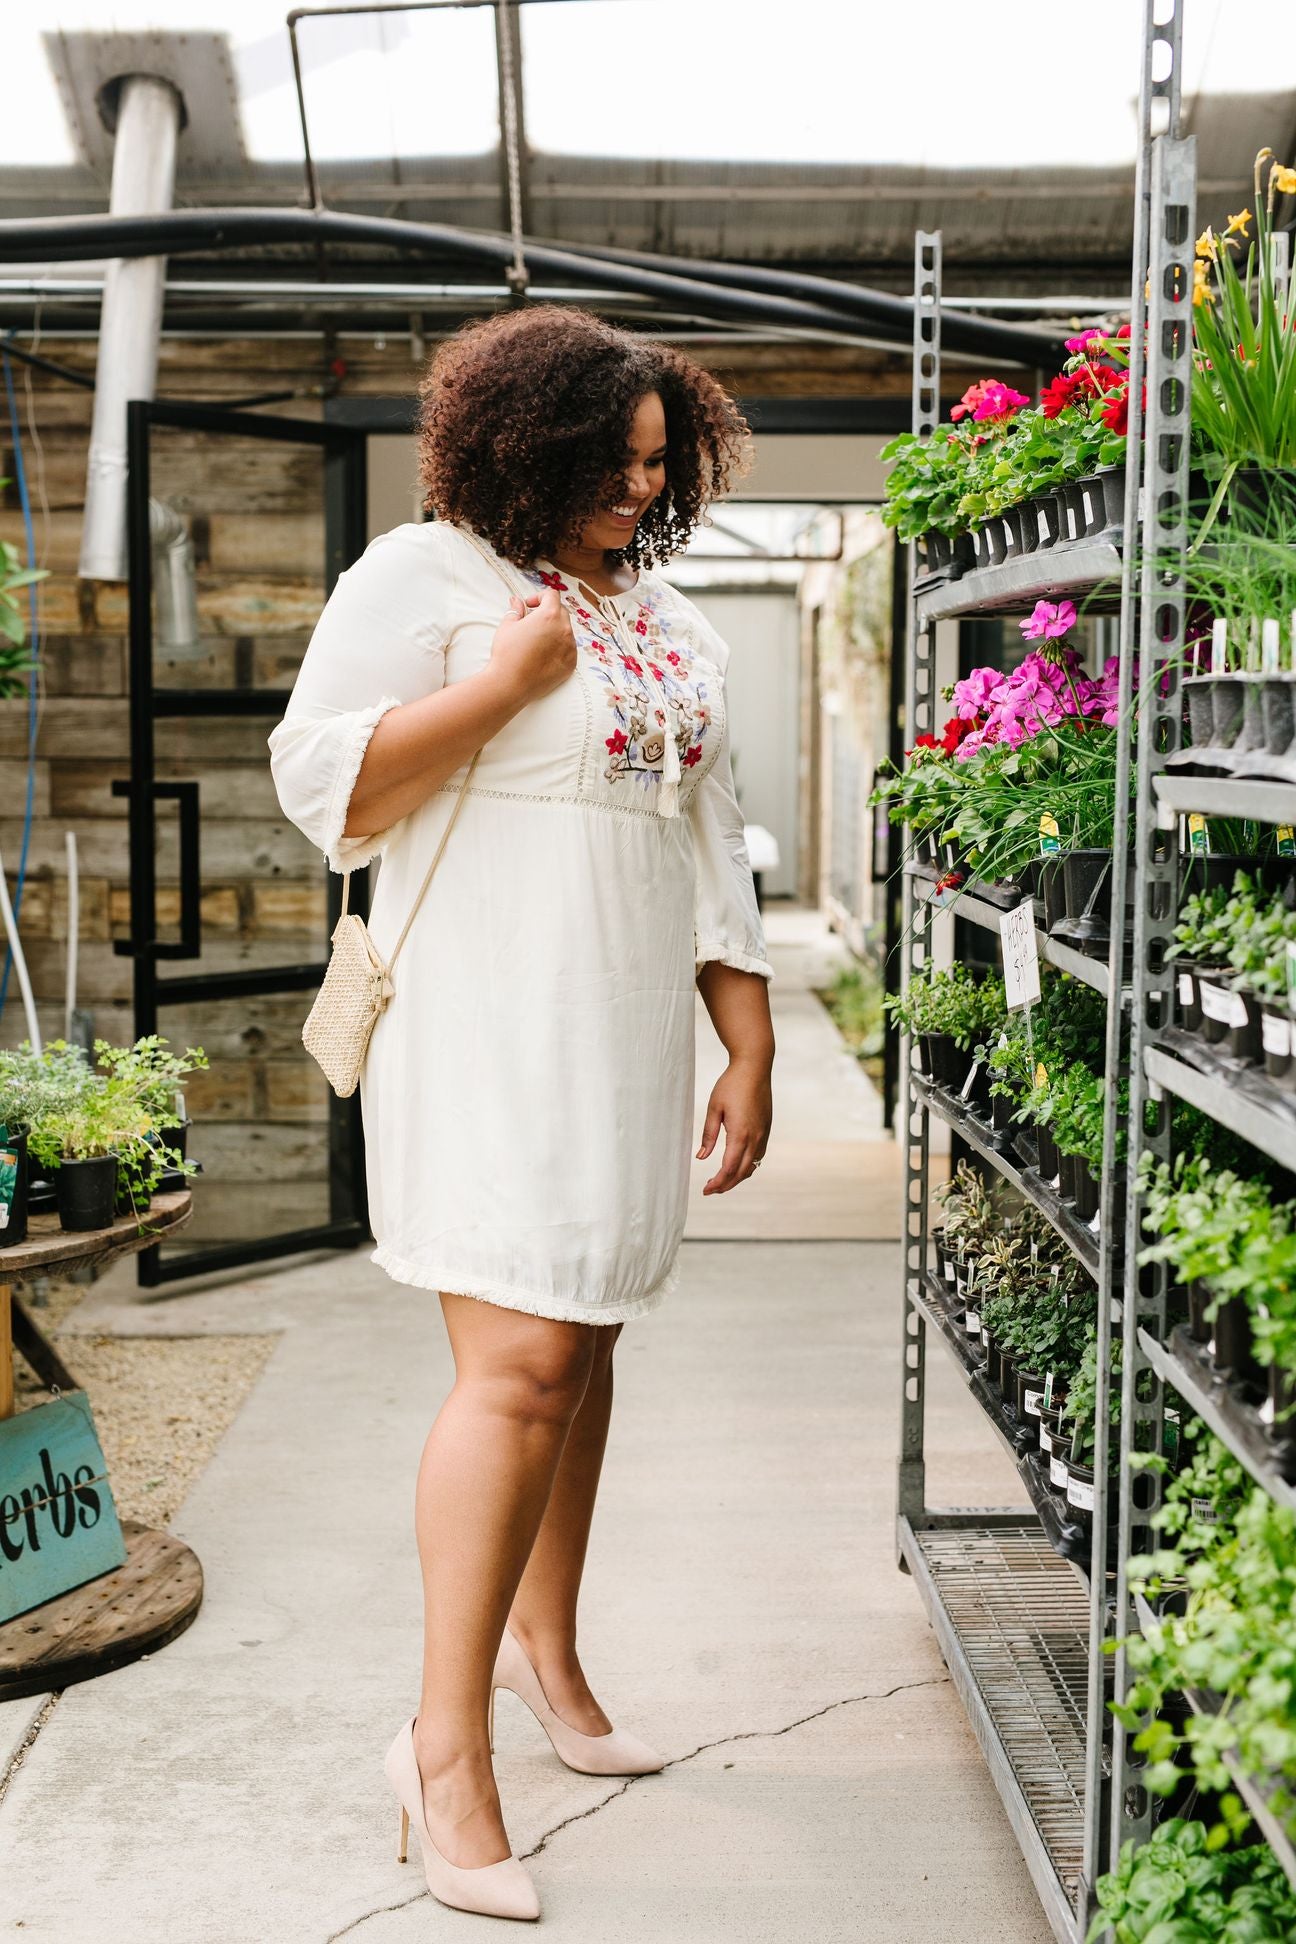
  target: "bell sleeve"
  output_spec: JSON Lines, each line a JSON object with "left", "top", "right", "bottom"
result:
{"left": 685, "top": 611, "right": 775, "bottom": 983}
{"left": 267, "top": 525, "right": 451, "bottom": 874}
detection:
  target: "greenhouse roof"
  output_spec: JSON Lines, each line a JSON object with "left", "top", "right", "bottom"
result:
{"left": 2, "top": 1, "right": 1295, "bottom": 294}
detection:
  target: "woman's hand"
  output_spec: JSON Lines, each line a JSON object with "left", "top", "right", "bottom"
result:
{"left": 485, "top": 589, "right": 577, "bottom": 706}
{"left": 696, "top": 1055, "right": 772, "bottom": 1195}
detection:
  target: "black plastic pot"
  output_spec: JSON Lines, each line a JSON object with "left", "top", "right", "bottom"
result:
{"left": 1092, "top": 464, "right": 1126, "bottom": 530}
{"left": 999, "top": 1351, "right": 1018, "bottom": 1403}
{"left": 1000, "top": 507, "right": 1027, "bottom": 560}
{"left": 1064, "top": 1458, "right": 1096, "bottom": 1528}
{"left": 1262, "top": 1000, "right": 1294, "bottom": 1085}
{"left": 991, "top": 1087, "right": 1014, "bottom": 1140}
{"left": 1196, "top": 971, "right": 1236, "bottom": 1047}
{"left": 1263, "top": 677, "right": 1295, "bottom": 757}
{"left": 1038, "top": 857, "right": 1067, "bottom": 932}
{"left": 1173, "top": 960, "right": 1203, "bottom": 1033}
{"left": 1211, "top": 1294, "right": 1264, "bottom": 1398}
{"left": 0, "top": 1129, "right": 29, "bottom": 1248}
{"left": 1036, "top": 1123, "right": 1060, "bottom": 1182}
{"left": 1182, "top": 675, "right": 1216, "bottom": 750}
{"left": 1270, "top": 1365, "right": 1296, "bottom": 1481}
{"left": 964, "top": 1062, "right": 993, "bottom": 1120}
{"left": 1061, "top": 849, "right": 1112, "bottom": 927}
{"left": 1071, "top": 1157, "right": 1100, "bottom": 1223}
{"left": 1187, "top": 1279, "right": 1212, "bottom": 1343}
{"left": 1225, "top": 989, "right": 1263, "bottom": 1065}
{"left": 919, "top": 1033, "right": 965, "bottom": 1089}
{"left": 1057, "top": 1150, "right": 1078, "bottom": 1202}
{"left": 1016, "top": 1367, "right": 1046, "bottom": 1429}
{"left": 54, "top": 1153, "right": 119, "bottom": 1232}
{"left": 1210, "top": 675, "right": 1246, "bottom": 748}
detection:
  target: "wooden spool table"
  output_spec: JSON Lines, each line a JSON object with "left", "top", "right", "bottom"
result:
{"left": 0, "top": 1192, "right": 205, "bottom": 1700}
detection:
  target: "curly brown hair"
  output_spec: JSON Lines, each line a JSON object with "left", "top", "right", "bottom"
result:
{"left": 417, "top": 305, "right": 752, "bottom": 569}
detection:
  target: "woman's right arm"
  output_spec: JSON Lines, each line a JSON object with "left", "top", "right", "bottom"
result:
{"left": 267, "top": 527, "right": 574, "bottom": 873}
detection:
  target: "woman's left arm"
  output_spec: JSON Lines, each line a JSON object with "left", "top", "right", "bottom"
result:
{"left": 685, "top": 611, "right": 776, "bottom": 1195}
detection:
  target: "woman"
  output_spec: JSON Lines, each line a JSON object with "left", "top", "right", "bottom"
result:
{"left": 268, "top": 305, "right": 775, "bottom": 1922}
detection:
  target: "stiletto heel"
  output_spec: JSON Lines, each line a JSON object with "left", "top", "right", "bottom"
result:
{"left": 383, "top": 1717, "right": 540, "bottom": 1921}
{"left": 491, "top": 1626, "right": 665, "bottom": 1777}
{"left": 397, "top": 1804, "right": 409, "bottom": 1864}
{"left": 487, "top": 1686, "right": 496, "bottom": 1754}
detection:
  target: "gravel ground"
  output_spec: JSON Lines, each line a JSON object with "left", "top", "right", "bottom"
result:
{"left": 13, "top": 1284, "right": 276, "bottom": 1526}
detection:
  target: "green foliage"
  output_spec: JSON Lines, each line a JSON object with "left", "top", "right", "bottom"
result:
{"left": 1116, "top": 1437, "right": 1296, "bottom": 1839}
{"left": 1192, "top": 174, "right": 1296, "bottom": 474}
{"left": 1137, "top": 1152, "right": 1296, "bottom": 1374}
{"left": 0, "top": 523, "right": 47, "bottom": 698}
{"left": 871, "top": 715, "right": 1121, "bottom": 883}
{"left": 1062, "top": 1332, "right": 1122, "bottom": 1467}
{"left": 1089, "top": 1817, "right": 1296, "bottom": 1942}
{"left": 882, "top": 962, "right": 1004, "bottom": 1049}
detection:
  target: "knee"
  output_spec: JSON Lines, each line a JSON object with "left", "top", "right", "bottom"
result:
{"left": 492, "top": 1331, "right": 598, "bottom": 1429}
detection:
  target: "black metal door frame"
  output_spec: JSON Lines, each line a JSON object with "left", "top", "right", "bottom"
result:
{"left": 120, "top": 398, "right": 370, "bottom": 1285}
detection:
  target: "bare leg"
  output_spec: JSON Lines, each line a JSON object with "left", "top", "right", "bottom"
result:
{"left": 505, "top": 1322, "right": 623, "bottom": 1735}
{"left": 412, "top": 1293, "right": 598, "bottom": 1867}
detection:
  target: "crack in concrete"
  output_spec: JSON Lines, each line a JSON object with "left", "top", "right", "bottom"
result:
{"left": 521, "top": 1674, "right": 950, "bottom": 1861}
{"left": 325, "top": 1675, "right": 948, "bottom": 1938}
{"left": 0, "top": 1692, "right": 60, "bottom": 1813}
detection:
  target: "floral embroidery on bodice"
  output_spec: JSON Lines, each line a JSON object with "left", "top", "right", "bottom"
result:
{"left": 520, "top": 563, "right": 723, "bottom": 814}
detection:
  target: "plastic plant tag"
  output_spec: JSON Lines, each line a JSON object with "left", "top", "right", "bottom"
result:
{"left": 1067, "top": 1473, "right": 1095, "bottom": 1512}
{"left": 1044, "top": 1371, "right": 1055, "bottom": 1409}
{"left": 1050, "top": 1454, "right": 1069, "bottom": 1489}
{"left": 963, "top": 1305, "right": 981, "bottom": 1335}
{"left": 1262, "top": 1011, "right": 1291, "bottom": 1058}
{"left": 1279, "top": 827, "right": 1296, "bottom": 857}
{"left": 1211, "top": 616, "right": 1228, "bottom": 674}
{"left": 1038, "top": 813, "right": 1061, "bottom": 857}
{"left": 1002, "top": 900, "right": 1041, "bottom": 1009}
{"left": 1263, "top": 617, "right": 1281, "bottom": 673}
{"left": 1024, "top": 1387, "right": 1043, "bottom": 1418}
{"left": 1200, "top": 981, "right": 1247, "bottom": 1029}
{"left": 1187, "top": 813, "right": 1210, "bottom": 856}
{"left": 959, "top": 1061, "right": 980, "bottom": 1103}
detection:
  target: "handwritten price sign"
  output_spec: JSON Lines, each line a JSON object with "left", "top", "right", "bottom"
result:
{"left": 1002, "top": 900, "right": 1041, "bottom": 1010}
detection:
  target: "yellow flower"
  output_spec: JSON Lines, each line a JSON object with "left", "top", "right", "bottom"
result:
{"left": 1273, "top": 163, "right": 1296, "bottom": 196}
{"left": 1195, "top": 227, "right": 1217, "bottom": 260}
{"left": 1192, "top": 259, "right": 1212, "bottom": 307}
{"left": 1225, "top": 208, "right": 1252, "bottom": 237}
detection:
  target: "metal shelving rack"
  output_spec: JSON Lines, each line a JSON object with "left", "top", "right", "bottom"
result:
{"left": 895, "top": 8, "right": 1192, "bottom": 1937}
{"left": 1109, "top": 16, "right": 1296, "bottom": 1909}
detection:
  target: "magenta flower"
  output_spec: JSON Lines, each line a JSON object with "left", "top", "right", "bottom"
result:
{"left": 970, "top": 380, "right": 1030, "bottom": 423}
{"left": 951, "top": 665, "right": 1002, "bottom": 720}
{"left": 1020, "top": 599, "right": 1077, "bottom": 642}
{"left": 1064, "top": 329, "right": 1104, "bottom": 355}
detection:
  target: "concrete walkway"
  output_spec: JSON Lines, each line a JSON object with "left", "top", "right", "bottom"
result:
{"left": 0, "top": 908, "right": 1050, "bottom": 1943}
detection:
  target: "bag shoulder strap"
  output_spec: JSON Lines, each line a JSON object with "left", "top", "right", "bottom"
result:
{"left": 338, "top": 523, "right": 531, "bottom": 966}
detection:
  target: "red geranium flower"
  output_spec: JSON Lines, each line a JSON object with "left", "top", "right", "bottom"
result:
{"left": 908, "top": 732, "right": 942, "bottom": 755}
{"left": 1041, "top": 373, "right": 1082, "bottom": 418}
{"left": 1100, "top": 385, "right": 1130, "bottom": 436}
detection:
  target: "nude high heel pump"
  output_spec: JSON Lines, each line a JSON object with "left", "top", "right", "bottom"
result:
{"left": 384, "top": 1718, "right": 540, "bottom": 1922}
{"left": 490, "top": 1626, "right": 665, "bottom": 1777}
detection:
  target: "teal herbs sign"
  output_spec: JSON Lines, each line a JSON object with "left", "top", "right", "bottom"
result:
{"left": 0, "top": 1392, "right": 127, "bottom": 1625}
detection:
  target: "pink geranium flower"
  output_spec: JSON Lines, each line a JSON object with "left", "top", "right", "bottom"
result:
{"left": 971, "top": 380, "right": 1030, "bottom": 422}
{"left": 1020, "top": 599, "right": 1078, "bottom": 642}
{"left": 951, "top": 666, "right": 1002, "bottom": 720}
{"left": 1064, "top": 328, "right": 1104, "bottom": 355}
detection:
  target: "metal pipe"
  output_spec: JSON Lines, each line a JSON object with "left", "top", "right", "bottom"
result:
{"left": 78, "top": 75, "right": 183, "bottom": 583}
{"left": 149, "top": 498, "right": 201, "bottom": 657}
{"left": 0, "top": 208, "right": 1063, "bottom": 365}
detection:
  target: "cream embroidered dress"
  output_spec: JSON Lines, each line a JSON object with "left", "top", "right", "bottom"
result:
{"left": 268, "top": 520, "right": 773, "bottom": 1325}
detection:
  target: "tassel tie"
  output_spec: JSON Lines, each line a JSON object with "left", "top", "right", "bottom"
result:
{"left": 585, "top": 583, "right": 682, "bottom": 819}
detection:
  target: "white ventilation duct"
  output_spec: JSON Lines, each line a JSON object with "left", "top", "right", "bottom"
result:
{"left": 78, "top": 73, "right": 184, "bottom": 583}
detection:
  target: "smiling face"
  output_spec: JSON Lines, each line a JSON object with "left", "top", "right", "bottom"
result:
{"left": 570, "top": 391, "right": 667, "bottom": 553}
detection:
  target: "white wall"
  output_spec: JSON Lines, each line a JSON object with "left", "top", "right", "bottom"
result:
{"left": 687, "top": 588, "right": 801, "bottom": 899}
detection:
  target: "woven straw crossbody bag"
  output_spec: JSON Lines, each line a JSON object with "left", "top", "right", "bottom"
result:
{"left": 301, "top": 526, "right": 526, "bottom": 1098}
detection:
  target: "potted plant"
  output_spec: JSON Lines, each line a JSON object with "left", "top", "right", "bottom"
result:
{"left": 0, "top": 1040, "right": 101, "bottom": 1240}
{"left": 883, "top": 963, "right": 1004, "bottom": 1092}
{"left": 94, "top": 1035, "right": 208, "bottom": 1212}
{"left": 25, "top": 1076, "right": 148, "bottom": 1231}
